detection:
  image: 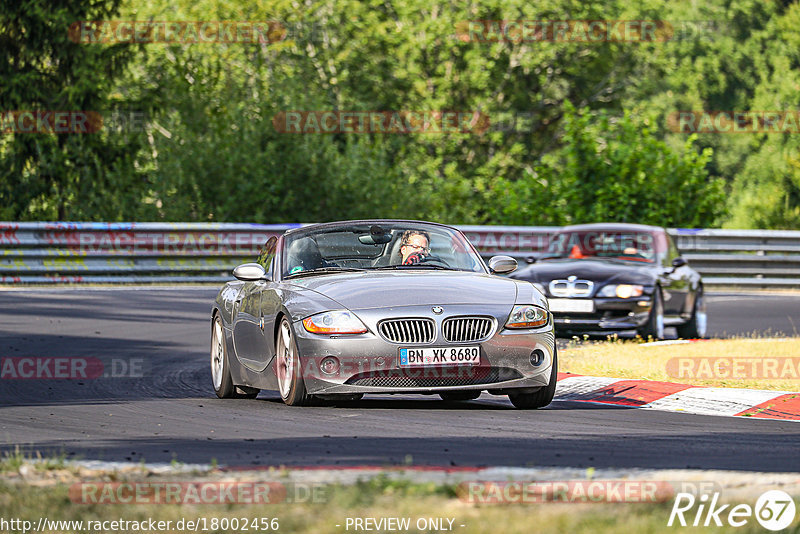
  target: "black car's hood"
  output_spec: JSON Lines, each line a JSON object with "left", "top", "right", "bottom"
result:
{"left": 510, "top": 259, "right": 658, "bottom": 288}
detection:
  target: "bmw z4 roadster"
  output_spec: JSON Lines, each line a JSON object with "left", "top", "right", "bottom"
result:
{"left": 211, "top": 220, "right": 556, "bottom": 409}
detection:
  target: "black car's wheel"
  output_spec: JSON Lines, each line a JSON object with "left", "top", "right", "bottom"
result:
{"left": 211, "top": 314, "right": 259, "bottom": 399}
{"left": 676, "top": 285, "right": 708, "bottom": 339}
{"left": 638, "top": 287, "right": 665, "bottom": 340}
{"left": 275, "top": 317, "right": 313, "bottom": 406}
{"left": 508, "top": 348, "right": 558, "bottom": 409}
{"left": 439, "top": 391, "right": 481, "bottom": 402}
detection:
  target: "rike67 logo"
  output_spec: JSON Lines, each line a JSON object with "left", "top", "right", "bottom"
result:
{"left": 668, "top": 490, "right": 796, "bottom": 531}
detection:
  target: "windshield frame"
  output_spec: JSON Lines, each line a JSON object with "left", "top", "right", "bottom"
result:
{"left": 541, "top": 229, "right": 664, "bottom": 265}
{"left": 276, "top": 220, "right": 489, "bottom": 280}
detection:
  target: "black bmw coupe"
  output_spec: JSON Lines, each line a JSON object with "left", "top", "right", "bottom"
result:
{"left": 509, "top": 223, "right": 706, "bottom": 339}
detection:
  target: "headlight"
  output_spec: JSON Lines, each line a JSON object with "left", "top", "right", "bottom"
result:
{"left": 597, "top": 284, "right": 644, "bottom": 298}
{"left": 505, "top": 305, "right": 550, "bottom": 329}
{"left": 302, "top": 310, "right": 368, "bottom": 334}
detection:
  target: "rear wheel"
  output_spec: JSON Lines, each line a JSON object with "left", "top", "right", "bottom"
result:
{"left": 508, "top": 347, "right": 558, "bottom": 409}
{"left": 275, "top": 317, "right": 313, "bottom": 406}
{"left": 211, "top": 315, "right": 259, "bottom": 398}
{"left": 638, "top": 288, "right": 665, "bottom": 340}
{"left": 676, "top": 286, "right": 707, "bottom": 339}
{"left": 439, "top": 391, "right": 481, "bottom": 402}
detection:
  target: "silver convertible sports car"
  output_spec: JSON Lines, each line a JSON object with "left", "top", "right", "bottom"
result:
{"left": 211, "top": 220, "right": 556, "bottom": 409}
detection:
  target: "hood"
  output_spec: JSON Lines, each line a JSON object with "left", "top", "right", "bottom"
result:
{"left": 284, "top": 271, "right": 518, "bottom": 310}
{"left": 510, "top": 259, "right": 657, "bottom": 288}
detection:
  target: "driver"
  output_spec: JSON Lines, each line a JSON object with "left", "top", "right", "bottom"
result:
{"left": 399, "top": 230, "right": 430, "bottom": 265}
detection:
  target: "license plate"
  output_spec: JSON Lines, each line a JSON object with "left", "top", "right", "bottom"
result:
{"left": 399, "top": 346, "right": 480, "bottom": 367}
{"left": 548, "top": 298, "right": 595, "bottom": 313}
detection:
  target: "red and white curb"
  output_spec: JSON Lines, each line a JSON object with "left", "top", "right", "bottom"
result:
{"left": 555, "top": 373, "right": 800, "bottom": 421}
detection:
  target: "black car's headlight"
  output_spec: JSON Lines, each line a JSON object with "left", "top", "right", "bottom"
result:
{"left": 302, "top": 310, "right": 368, "bottom": 334}
{"left": 505, "top": 305, "right": 550, "bottom": 329}
{"left": 596, "top": 284, "right": 644, "bottom": 298}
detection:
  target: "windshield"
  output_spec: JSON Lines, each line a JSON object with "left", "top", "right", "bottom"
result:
{"left": 280, "top": 222, "right": 486, "bottom": 278}
{"left": 544, "top": 230, "right": 661, "bottom": 263}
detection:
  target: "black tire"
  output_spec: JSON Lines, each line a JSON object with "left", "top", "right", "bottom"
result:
{"left": 508, "top": 347, "right": 558, "bottom": 409}
{"left": 676, "top": 285, "right": 707, "bottom": 339}
{"left": 211, "top": 315, "right": 261, "bottom": 399}
{"left": 275, "top": 317, "right": 313, "bottom": 406}
{"left": 439, "top": 391, "right": 481, "bottom": 402}
{"left": 638, "top": 287, "right": 665, "bottom": 340}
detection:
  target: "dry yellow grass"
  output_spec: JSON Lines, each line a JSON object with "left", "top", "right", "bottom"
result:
{"left": 561, "top": 337, "right": 800, "bottom": 391}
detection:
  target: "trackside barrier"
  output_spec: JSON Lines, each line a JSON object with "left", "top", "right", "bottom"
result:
{"left": 1, "top": 222, "right": 799, "bottom": 288}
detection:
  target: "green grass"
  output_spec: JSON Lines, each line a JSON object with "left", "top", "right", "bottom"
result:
{"left": 1, "top": 473, "right": 798, "bottom": 534}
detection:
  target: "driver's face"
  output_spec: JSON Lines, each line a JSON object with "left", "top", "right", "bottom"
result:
{"left": 401, "top": 234, "right": 429, "bottom": 262}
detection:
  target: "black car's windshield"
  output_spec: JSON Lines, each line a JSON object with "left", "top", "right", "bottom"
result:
{"left": 281, "top": 222, "right": 486, "bottom": 278}
{"left": 544, "top": 230, "right": 661, "bottom": 263}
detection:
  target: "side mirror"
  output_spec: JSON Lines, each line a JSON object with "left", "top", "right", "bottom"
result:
{"left": 233, "top": 263, "right": 267, "bottom": 281}
{"left": 672, "top": 257, "right": 687, "bottom": 269}
{"left": 488, "top": 255, "right": 517, "bottom": 274}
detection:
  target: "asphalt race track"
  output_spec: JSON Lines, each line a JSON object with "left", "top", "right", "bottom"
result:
{"left": 1, "top": 288, "right": 799, "bottom": 472}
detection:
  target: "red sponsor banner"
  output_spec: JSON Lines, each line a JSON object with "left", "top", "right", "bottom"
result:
{"left": 68, "top": 21, "right": 286, "bottom": 44}
{"left": 458, "top": 480, "right": 675, "bottom": 504}
{"left": 668, "top": 111, "right": 800, "bottom": 133}
{"left": 0, "top": 111, "right": 103, "bottom": 134}
{"left": 667, "top": 357, "right": 800, "bottom": 380}
{"left": 0, "top": 357, "right": 104, "bottom": 380}
{"left": 457, "top": 20, "right": 674, "bottom": 43}
{"left": 69, "top": 482, "right": 325, "bottom": 504}
{"left": 272, "top": 111, "right": 490, "bottom": 134}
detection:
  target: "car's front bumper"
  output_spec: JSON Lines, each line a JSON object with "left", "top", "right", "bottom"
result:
{"left": 291, "top": 304, "right": 555, "bottom": 395}
{"left": 552, "top": 296, "right": 653, "bottom": 333}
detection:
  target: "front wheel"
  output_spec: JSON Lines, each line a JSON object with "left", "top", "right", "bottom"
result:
{"left": 508, "top": 347, "right": 558, "bottom": 409}
{"left": 676, "top": 286, "right": 707, "bottom": 339}
{"left": 275, "top": 317, "right": 313, "bottom": 406}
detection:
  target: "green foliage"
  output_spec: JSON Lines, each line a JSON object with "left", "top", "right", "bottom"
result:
{"left": 0, "top": 0, "right": 149, "bottom": 220}
{"left": 0, "top": 0, "right": 795, "bottom": 228}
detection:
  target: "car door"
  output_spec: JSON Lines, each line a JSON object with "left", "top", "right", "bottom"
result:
{"left": 232, "top": 236, "right": 280, "bottom": 371}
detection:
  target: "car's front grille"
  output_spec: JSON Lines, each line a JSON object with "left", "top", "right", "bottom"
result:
{"left": 442, "top": 316, "right": 493, "bottom": 343}
{"left": 344, "top": 367, "right": 522, "bottom": 388}
{"left": 549, "top": 278, "right": 594, "bottom": 297}
{"left": 378, "top": 318, "right": 435, "bottom": 344}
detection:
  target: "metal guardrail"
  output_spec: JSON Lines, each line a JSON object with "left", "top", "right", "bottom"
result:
{"left": 1, "top": 222, "right": 799, "bottom": 287}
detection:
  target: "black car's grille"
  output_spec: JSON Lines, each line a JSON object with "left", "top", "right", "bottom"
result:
{"left": 442, "top": 316, "right": 493, "bottom": 343}
{"left": 345, "top": 367, "right": 522, "bottom": 388}
{"left": 378, "top": 318, "right": 435, "bottom": 344}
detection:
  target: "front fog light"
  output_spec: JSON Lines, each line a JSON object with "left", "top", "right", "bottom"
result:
{"left": 320, "top": 356, "right": 340, "bottom": 375}
{"left": 530, "top": 349, "right": 545, "bottom": 366}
